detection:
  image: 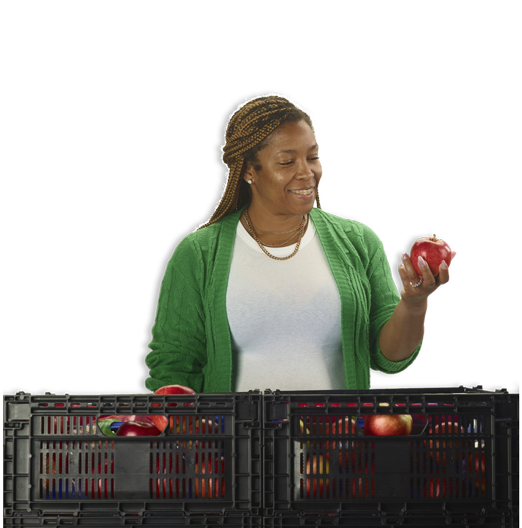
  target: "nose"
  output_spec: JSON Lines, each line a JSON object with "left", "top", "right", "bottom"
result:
{"left": 295, "top": 157, "right": 315, "bottom": 180}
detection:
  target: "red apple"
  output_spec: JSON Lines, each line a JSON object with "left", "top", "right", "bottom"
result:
{"left": 364, "top": 414, "right": 412, "bottom": 436}
{"left": 305, "top": 453, "right": 330, "bottom": 497}
{"left": 194, "top": 454, "right": 225, "bottom": 498}
{"left": 327, "top": 417, "right": 358, "bottom": 435}
{"left": 429, "top": 477, "right": 446, "bottom": 498}
{"left": 425, "top": 422, "right": 466, "bottom": 465}
{"left": 168, "top": 417, "right": 219, "bottom": 450}
{"left": 353, "top": 477, "right": 373, "bottom": 499}
{"left": 116, "top": 421, "right": 162, "bottom": 437}
{"left": 410, "top": 235, "right": 452, "bottom": 277}
{"left": 468, "top": 452, "right": 486, "bottom": 494}
{"left": 151, "top": 385, "right": 196, "bottom": 432}
{"left": 98, "top": 415, "right": 157, "bottom": 436}
{"left": 299, "top": 417, "right": 359, "bottom": 451}
{"left": 468, "top": 451, "right": 486, "bottom": 474}
{"left": 171, "top": 416, "right": 219, "bottom": 434}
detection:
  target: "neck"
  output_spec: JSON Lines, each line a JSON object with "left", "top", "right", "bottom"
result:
{"left": 240, "top": 207, "right": 308, "bottom": 247}
{"left": 245, "top": 203, "right": 305, "bottom": 233}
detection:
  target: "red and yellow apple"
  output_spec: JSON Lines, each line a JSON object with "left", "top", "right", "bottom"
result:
{"left": 410, "top": 235, "right": 452, "bottom": 277}
{"left": 425, "top": 421, "right": 465, "bottom": 465}
{"left": 150, "top": 385, "right": 196, "bottom": 432}
{"left": 305, "top": 453, "right": 330, "bottom": 497}
{"left": 364, "top": 414, "right": 412, "bottom": 436}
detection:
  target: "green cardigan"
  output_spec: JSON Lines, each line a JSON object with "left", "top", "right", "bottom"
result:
{"left": 145, "top": 207, "right": 421, "bottom": 393}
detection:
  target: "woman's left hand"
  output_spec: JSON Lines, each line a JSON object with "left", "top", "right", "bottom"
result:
{"left": 398, "top": 251, "right": 456, "bottom": 307}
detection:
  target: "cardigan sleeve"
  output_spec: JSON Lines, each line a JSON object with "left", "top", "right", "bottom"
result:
{"left": 365, "top": 231, "right": 422, "bottom": 374}
{"left": 145, "top": 236, "right": 207, "bottom": 393}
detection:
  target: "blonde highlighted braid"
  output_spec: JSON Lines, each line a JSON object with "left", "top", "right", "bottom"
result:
{"left": 199, "top": 95, "right": 321, "bottom": 229}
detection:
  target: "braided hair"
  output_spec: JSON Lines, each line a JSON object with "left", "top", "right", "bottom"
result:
{"left": 199, "top": 95, "right": 321, "bottom": 229}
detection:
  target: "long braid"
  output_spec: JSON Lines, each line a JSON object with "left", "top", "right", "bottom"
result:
{"left": 199, "top": 96, "right": 321, "bottom": 229}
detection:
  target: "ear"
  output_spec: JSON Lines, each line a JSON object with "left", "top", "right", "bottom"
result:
{"left": 242, "top": 161, "right": 255, "bottom": 185}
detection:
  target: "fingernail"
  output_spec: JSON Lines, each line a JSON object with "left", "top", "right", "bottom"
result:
{"left": 441, "top": 260, "right": 448, "bottom": 270}
{"left": 418, "top": 256, "right": 425, "bottom": 267}
{"left": 451, "top": 251, "right": 457, "bottom": 259}
{"left": 402, "top": 253, "right": 409, "bottom": 260}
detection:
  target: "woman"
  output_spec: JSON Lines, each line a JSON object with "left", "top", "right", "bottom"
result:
{"left": 145, "top": 95, "right": 455, "bottom": 394}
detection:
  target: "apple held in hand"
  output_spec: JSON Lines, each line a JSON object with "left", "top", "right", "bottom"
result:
{"left": 364, "top": 414, "right": 412, "bottom": 436}
{"left": 410, "top": 235, "right": 452, "bottom": 277}
{"left": 151, "top": 385, "right": 196, "bottom": 432}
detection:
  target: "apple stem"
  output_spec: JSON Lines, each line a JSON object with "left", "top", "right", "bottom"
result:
{"left": 432, "top": 234, "right": 437, "bottom": 241}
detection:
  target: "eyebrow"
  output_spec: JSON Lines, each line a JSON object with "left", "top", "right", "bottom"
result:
{"left": 275, "top": 144, "right": 318, "bottom": 155}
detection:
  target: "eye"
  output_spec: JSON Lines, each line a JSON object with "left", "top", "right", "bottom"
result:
{"left": 280, "top": 157, "right": 319, "bottom": 165}
{"left": 309, "top": 156, "right": 320, "bottom": 161}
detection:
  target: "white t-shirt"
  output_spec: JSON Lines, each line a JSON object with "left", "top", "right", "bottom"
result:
{"left": 226, "top": 217, "right": 344, "bottom": 392}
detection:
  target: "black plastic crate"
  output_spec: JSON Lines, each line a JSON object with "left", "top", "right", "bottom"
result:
{"left": 4, "top": 387, "right": 519, "bottom": 527}
{"left": 262, "top": 387, "right": 518, "bottom": 526}
{"left": 4, "top": 391, "right": 262, "bottom": 525}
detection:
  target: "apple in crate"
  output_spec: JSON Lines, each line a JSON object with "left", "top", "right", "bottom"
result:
{"left": 305, "top": 453, "right": 330, "bottom": 498}
{"left": 410, "top": 235, "right": 452, "bottom": 277}
{"left": 116, "top": 421, "right": 162, "bottom": 437}
{"left": 300, "top": 417, "right": 359, "bottom": 452}
{"left": 150, "top": 385, "right": 196, "bottom": 432}
{"left": 426, "top": 421, "right": 465, "bottom": 465}
{"left": 364, "top": 414, "right": 412, "bottom": 436}
{"left": 327, "top": 417, "right": 358, "bottom": 435}
{"left": 194, "top": 455, "right": 226, "bottom": 498}
{"left": 429, "top": 478, "right": 447, "bottom": 499}
{"left": 467, "top": 451, "right": 486, "bottom": 493}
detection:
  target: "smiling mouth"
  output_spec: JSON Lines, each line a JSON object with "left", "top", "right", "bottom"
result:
{"left": 289, "top": 187, "right": 315, "bottom": 195}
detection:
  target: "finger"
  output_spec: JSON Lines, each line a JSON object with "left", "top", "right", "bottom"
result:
{"left": 437, "top": 259, "right": 450, "bottom": 285}
{"left": 399, "top": 259, "right": 420, "bottom": 290}
{"left": 451, "top": 251, "right": 457, "bottom": 260}
{"left": 401, "top": 253, "right": 422, "bottom": 284}
{"left": 398, "top": 260, "right": 411, "bottom": 285}
{"left": 418, "top": 256, "right": 435, "bottom": 283}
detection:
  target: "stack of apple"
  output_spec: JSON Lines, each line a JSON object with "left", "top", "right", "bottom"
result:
{"left": 150, "top": 385, "right": 225, "bottom": 499}
{"left": 300, "top": 414, "right": 412, "bottom": 499}
{"left": 49, "top": 415, "right": 96, "bottom": 435}
{"left": 98, "top": 385, "right": 196, "bottom": 437}
{"left": 424, "top": 421, "right": 486, "bottom": 498}
{"left": 300, "top": 416, "right": 358, "bottom": 498}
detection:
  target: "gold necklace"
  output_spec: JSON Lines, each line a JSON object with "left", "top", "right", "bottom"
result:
{"left": 243, "top": 209, "right": 307, "bottom": 261}
{"left": 243, "top": 210, "right": 305, "bottom": 245}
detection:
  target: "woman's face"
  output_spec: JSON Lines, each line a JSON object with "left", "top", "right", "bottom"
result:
{"left": 244, "top": 120, "right": 322, "bottom": 219}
